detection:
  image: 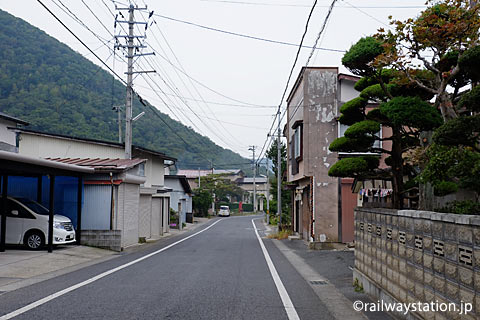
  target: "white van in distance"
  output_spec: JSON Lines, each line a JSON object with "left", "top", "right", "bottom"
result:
{"left": 0, "top": 197, "right": 76, "bottom": 249}
{"left": 218, "top": 205, "right": 230, "bottom": 217}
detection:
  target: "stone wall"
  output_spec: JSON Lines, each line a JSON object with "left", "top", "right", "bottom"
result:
{"left": 354, "top": 207, "right": 480, "bottom": 319}
{"left": 80, "top": 230, "right": 122, "bottom": 252}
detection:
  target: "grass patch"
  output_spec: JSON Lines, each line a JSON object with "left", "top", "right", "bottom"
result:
{"left": 267, "top": 229, "right": 292, "bottom": 240}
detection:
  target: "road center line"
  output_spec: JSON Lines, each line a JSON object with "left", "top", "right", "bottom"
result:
{"left": 251, "top": 218, "right": 300, "bottom": 320}
{"left": 0, "top": 219, "right": 223, "bottom": 320}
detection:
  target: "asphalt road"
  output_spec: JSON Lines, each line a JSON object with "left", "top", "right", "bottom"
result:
{"left": 0, "top": 215, "right": 334, "bottom": 320}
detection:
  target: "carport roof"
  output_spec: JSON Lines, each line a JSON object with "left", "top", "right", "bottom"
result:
{"left": 46, "top": 157, "right": 146, "bottom": 172}
{"left": 0, "top": 150, "right": 94, "bottom": 175}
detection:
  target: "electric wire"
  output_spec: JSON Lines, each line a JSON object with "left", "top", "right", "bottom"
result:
{"left": 256, "top": 0, "right": 319, "bottom": 165}
{"left": 153, "top": 13, "right": 346, "bottom": 53}
{"left": 199, "top": 0, "right": 426, "bottom": 9}
{"left": 80, "top": 0, "right": 113, "bottom": 37}
{"left": 305, "top": 0, "right": 337, "bottom": 67}
{"left": 38, "top": 0, "right": 128, "bottom": 86}
{"left": 39, "top": 0, "right": 216, "bottom": 164}
{"left": 143, "top": 9, "right": 249, "bottom": 148}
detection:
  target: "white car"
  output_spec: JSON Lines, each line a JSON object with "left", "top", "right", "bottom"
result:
{"left": 218, "top": 205, "right": 230, "bottom": 217}
{"left": 0, "top": 197, "right": 76, "bottom": 250}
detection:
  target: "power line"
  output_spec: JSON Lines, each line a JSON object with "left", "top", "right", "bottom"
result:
{"left": 37, "top": 0, "right": 128, "bottom": 87}
{"left": 80, "top": 0, "right": 113, "bottom": 37}
{"left": 341, "top": 0, "right": 390, "bottom": 27}
{"left": 152, "top": 46, "right": 271, "bottom": 107}
{"left": 145, "top": 11, "right": 249, "bottom": 149}
{"left": 38, "top": 0, "right": 229, "bottom": 164}
{"left": 134, "top": 83, "right": 276, "bottom": 108}
{"left": 134, "top": 6, "right": 248, "bottom": 150}
{"left": 256, "top": 0, "right": 320, "bottom": 164}
{"left": 306, "top": 0, "right": 338, "bottom": 67}
{"left": 153, "top": 13, "right": 346, "bottom": 53}
{"left": 199, "top": 0, "right": 426, "bottom": 9}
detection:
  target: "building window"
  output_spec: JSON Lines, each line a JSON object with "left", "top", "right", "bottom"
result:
{"left": 292, "top": 122, "right": 303, "bottom": 160}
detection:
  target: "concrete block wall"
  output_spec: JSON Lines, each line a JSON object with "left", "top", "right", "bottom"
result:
{"left": 81, "top": 230, "right": 122, "bottom": 252}
{"left": 354, "top": 207, "right": 480, "bottom": 319}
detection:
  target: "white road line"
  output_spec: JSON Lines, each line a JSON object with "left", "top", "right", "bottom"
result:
{"left": 251, "top": 219, "right": 300, "bottom": 320}
{"left": 0, "top": 219, "right": 223, "bottom": 320}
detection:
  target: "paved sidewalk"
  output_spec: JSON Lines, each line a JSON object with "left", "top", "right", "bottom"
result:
{"left": 0, "top": 245, "right": 117, "bottom": 293}
{"left": 0, "top": 217, "right": 211, "bottom": 293}
{"left": 273, "top": 237, "right": 395, "bottom": 320}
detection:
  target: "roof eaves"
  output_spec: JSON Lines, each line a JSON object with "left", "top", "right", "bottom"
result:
{"left": 0, "top": 112, "right": 29, "bottom": 126}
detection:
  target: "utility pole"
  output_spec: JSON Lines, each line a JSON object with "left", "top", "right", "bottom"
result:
{"left": 198, "top": 167, "right": 201, "bottom": 188}
{"left": 113, "top": 105, "right": 123, "bottom": 143}
{"left": 277, "top": 108, "right": 282, "bottom": 229}
{"left": 210, "top": 160, "right": 215, "bottom": 215}
{"left": 249, "top": 146, "right": 257, "bottom": 212}
{"left": 266, "top": 157, "right": 270, "bottom": 224}
{"left": 115, "top": 4, "right": 155, "bottom": 159}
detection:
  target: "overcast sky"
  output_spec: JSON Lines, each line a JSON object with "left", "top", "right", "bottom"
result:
{"left": 1, "top": 0, "right": 426, "bottom": 158}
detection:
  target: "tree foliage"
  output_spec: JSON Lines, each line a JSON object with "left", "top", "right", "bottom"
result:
{"left": 266, "top": 140, "right": 291, "bottom": 218}
{"left": 330, "top": 0, "right": 480, "bottom": 208}
{"left": 329, "top": 37, "right": 442, "bottom": 208}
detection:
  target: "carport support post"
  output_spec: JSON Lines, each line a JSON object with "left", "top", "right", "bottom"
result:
{"left": 0, "top": 175, "right": 8, "bottom": 252}
{"left": 76, "top": 176, "right": 83, "bottom": 245}
{"left": 37, "top": 175, "right": 42, "bottom": 203}
{"left": 48, "top": 175, "right": 55, "bottom": 253}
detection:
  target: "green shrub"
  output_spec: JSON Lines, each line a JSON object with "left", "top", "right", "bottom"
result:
{"left": 342, "top": 37, "right": 384, "bottom": 75}
{"left": 458, "top": 86, "right": 480, "bottom": 112}
{"left": 242, "top": 203, "right": 253, "bottom": 212}
{"left": 328, "top": 157, "right": 379, "bottom": 177}
{"left": 380, "top": 96, "right": 443, "bottom": 131}
{"left": 434, "top": 181, "right": 459, "bottom": 196}
{"left": 459, "top": 45, "right": 480, "bottom": 81}
{"left": 344, "top": 120, "right": 381, "bottom": 139}
{"left": 436, "top": 200, "right": 480, "bottom": 215}
{"left": 329, "top": 136, "right": 375, "bottom": 153}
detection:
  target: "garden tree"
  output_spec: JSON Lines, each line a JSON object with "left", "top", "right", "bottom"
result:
{"left": 374, "top": 0, "right": 480, "bottom": 203}
{"left": 265, "top": 139, "right": 287, "bottom": 177}
{"left": 418, "top": 115, "right": 480, "bottom": 201}
{"left": 328, "top": 36, "right": 443, "bottom": 209}
{"left": 192, "top": 190, "right": 211, "bottom": 217}
{"left": 376, "top": 0, "right": 480, "bottom": 121}
{"left": 266, "top": 141, "right": 291, "bottom": 223}
{"left": 193, "top": 174, "right": 244, "bottom": 216}
{"left": 329, "top": 0, "right": 480, "bottom": 209}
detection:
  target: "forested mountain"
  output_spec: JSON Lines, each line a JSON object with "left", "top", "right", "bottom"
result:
{"left": 0, "top": 9, "right": 247, "bottom": 169}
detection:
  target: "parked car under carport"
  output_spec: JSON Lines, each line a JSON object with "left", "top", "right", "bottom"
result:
{"left": 0, "top": 151, "right": 93, "bottom": 253}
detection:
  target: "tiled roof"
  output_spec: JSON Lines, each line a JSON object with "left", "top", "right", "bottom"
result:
{"left": 45, "top": 158, "right": 146, "bottom": 172}
{"left": 177, "top": 169, "right": 242, "bottom": 179}
{"left": 239, "top": 177, "right": 268, "bottom": 184}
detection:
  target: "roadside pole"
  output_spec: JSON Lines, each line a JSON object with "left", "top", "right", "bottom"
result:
{"left": 266, "top": 158, "right": 270, "bottom": 224}
{"left": 277, "top": 109, "right": 282, "bottom": 230}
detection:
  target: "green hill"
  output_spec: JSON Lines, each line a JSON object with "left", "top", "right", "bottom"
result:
{"left": 0, "top": 9, "right": 247, "bottom": 169}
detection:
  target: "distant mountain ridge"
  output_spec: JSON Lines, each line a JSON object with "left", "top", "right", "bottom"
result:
{"left": 0, "top": 9, "right": 247, "bottom": 169}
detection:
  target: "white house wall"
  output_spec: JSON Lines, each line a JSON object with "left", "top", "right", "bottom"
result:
{"left": 19, "top": 134, "right": 166, "bottom": 190}
{"left": 162, "top": 196, "right": 170, "bottom": 234}
{"left": 19, "top": 134, "right": 125, "bottom": 158}
{"left": 151, "top": 196, "right": 162, "bottom": 237}
{"left": 139, "top": 194, "right": 152, "bottom": 239}
{"left": 340, "top": 79, "right": 358, "bottom": 103}
{"left": 165, "top": 178, "right": 192, "bottom": 224}
{"left": 117, "top": 183, "right": 140, "bottom": 247}
{"left": 0, "top": 118, "right": 18, "bottom": 151}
